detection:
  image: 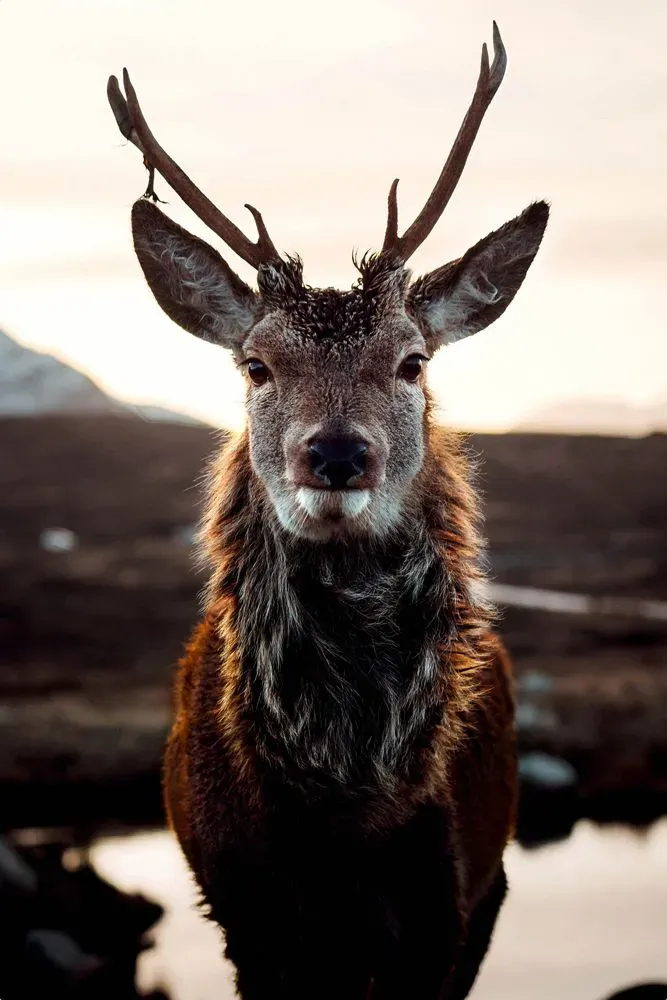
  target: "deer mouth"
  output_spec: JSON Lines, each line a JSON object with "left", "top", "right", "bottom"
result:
{"left": 296, "top": 487, "right": 371, "bottom": 522}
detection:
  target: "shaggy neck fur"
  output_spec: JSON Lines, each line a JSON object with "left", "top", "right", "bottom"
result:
{"left": 203, "top": 420, "right": 494, "bottom": 796}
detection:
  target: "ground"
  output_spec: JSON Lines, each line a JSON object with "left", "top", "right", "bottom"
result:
{"left": 2, "top": 415, "right": 666, "bottom": 829}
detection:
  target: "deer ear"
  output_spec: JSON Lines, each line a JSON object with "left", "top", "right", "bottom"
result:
{"left": 131, "top": 199, "right": 260, "bottom": 354}
{"left": 407, "top": 201, "right": 549, "bottom": 350}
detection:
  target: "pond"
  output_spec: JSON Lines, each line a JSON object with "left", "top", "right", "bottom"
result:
{"left": 92, "top": 820, "right": 667, "bottom": 1000}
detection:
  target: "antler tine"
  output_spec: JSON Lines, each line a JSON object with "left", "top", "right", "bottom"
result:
{"left": 382, "top": 21, "right": 507, "bottom": 262}
{"left": 107, "top": 70, "right": 281, "bottom": 269}
{"left": 107, "top": 75, "right": 143, "bottom": 151}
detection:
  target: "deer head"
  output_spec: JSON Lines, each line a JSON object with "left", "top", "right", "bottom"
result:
{"left": 109, "top": 23, "right": 548, "bottom": 543}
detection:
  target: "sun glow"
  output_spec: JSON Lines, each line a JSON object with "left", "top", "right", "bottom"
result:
{"left": 1, "top": 0, "right": 666, "bottom": 433}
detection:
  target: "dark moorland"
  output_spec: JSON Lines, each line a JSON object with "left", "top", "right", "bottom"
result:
{"left": 2, "top": 414, "right": 666, "bottom": 830}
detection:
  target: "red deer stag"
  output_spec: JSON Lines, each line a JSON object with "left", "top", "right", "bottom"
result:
{"left": 108, "top": 22, "right": 547, "bottom": 1000}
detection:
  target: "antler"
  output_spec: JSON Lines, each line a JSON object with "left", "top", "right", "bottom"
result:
{"left": 107, "top": 69, "right": 281, "bottom": 268}
{"left": 382, "top": 21, "right": 507, "bottom": 262}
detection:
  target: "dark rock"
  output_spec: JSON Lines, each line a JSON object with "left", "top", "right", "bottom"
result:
{"left": 515, "top": 702, "right": 558, "bottom": 733}
{"left": 517, "top": 753, "right": 579, "bottom": 847}
{"left": 171, "top": 522, "right": 198, "bottom": 547}
{"left": 519, "top": 752, "right": 578, "bottom": 789}
{"left": 603, "top": 987, "right": 667, "bottom": 1000}
{"left": 25, "top": 928, "right": 103, "bottom": 977}
{"left": 0, "top": 837, "right": 37, "bottom": 894}
{"left": 0, "top": 832, "right": 167, "bottom": 1000}
{"left": 39, "top": 527, "right": 78, "bottom": 552}
{"left": 516, "top": 671, "right": 553, "bottom": 695}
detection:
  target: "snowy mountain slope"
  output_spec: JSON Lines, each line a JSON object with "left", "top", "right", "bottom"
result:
{"left": 0, "top": 330, "right": 198, "bottom": 422}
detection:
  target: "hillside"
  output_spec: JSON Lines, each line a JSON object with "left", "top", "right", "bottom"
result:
{"left": 0, "top": 329, "right": 197, "bottom": 423}
{"left": 2, "top": 414, "right": 666, "bottom": 828}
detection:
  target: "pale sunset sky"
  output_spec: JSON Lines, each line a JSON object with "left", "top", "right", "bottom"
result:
{"left": 0, "top": 0, "right": 665, "bottom": 432}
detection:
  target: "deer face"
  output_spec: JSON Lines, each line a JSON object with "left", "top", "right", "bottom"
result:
{"left": 131, "top": 199, "right": 548, "bottom": 541}
{"left": 241, "top": 260, "right": 427, "bottom": 540}
{"left": 113, "top": 23, "right": 548, "bottom": 540}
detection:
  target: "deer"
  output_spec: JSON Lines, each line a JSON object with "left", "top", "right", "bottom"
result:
{"left": 108, "top": 22, "right": 547, "bottom": 1000}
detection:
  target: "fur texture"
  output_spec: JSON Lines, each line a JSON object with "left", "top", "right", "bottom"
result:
{"left": 165, "top": 418, "right": 516, "bottom": 999}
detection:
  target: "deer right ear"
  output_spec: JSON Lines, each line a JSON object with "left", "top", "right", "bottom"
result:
{"left": 131, "top": 199, "right": 260, "bottom": 354}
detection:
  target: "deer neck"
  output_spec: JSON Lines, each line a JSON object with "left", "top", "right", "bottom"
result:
{"left": 203, "top": 429, "right": 488, "bottom": 792}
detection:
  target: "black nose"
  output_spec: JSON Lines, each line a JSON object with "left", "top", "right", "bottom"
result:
{"left": 308, "top": 437, "right": 368, "bottom": 489}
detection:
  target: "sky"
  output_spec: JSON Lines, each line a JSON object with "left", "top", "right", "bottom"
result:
{"left": 1, "top": 0, "right": 666, "bottom": 433}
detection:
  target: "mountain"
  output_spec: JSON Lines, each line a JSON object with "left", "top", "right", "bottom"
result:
{"left": 516, "top": 398, "right": 667, "bottom": 437}
{"left": 0, "top": 329, "right": 199, "bottom": 423}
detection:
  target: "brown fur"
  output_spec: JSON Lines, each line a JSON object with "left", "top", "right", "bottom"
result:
{"left": 164, "top": 414, "right": 516, "bottom": 999}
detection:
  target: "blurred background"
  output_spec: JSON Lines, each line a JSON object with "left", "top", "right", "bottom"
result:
{"left": 1, "top": 1, "right": 666, "bottom": 998}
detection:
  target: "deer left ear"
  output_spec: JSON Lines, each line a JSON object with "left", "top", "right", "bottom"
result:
{"left": 407, "top": 201, "right": 549, "bottom": 350}
{"left": 131, "top": 199, "right": 260, "bottom": 356}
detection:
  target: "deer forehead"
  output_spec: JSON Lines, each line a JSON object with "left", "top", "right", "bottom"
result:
{"left": 244, "top": 288, "right": 425, "bottom": 369}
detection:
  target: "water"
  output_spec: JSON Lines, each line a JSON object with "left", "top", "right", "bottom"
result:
{"left": 92, "top": 820, "right": 667, "bottom": 1000}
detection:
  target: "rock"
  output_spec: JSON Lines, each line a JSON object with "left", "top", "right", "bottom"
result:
{"left": 25, "top": 928, "right": 103, "bottom": 977}
{"left": 519, "top": 752, "right": 578, "bottom": 789}
{"left": 515, "top": 702, "right": 558, "bottom": 733}
{"left": 171, "top": 522, "right": 199, "bottom": 547}
{"left": 39, "top": 527, "right": 78, "bottom": 552}
{"left": 603, "top": 987, "right": 667, "bottom": 1000}
{"left": 517, "top": 671, "right": 553, "bottom": 695}
{"left": 517, "top": 753, "right": 579, "bottom": 847}
{"left": 0, "top": 833, "right": 167, "bottom": 999}
{"left": 0, "top": 837, "right": 37, "bottom": 894}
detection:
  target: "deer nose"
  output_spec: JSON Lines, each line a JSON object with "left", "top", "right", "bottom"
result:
{"left": 308, "top": 438, "right": 368, "bottom": 489}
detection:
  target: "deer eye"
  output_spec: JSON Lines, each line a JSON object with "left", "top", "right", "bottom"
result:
{"left": 397, "top": 354, "right": 427, "bottom": 383}
{"left": 246, "top": 358, "right": 271, "bottom": 386}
